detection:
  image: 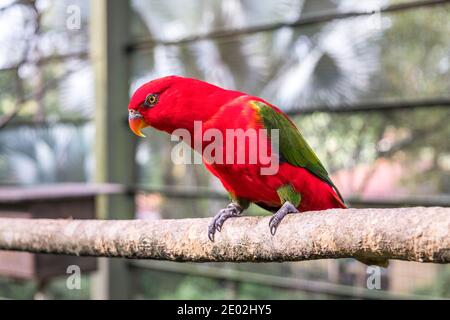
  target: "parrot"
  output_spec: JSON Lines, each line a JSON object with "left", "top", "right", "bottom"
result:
{"left": 128, "top": 75, "right": 346, "bottom": 242}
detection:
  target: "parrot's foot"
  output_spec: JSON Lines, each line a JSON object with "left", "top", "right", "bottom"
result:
{"left": 269, "top": 201, "right": 299, "bottom": 235}
{"left": 208, "top": 203, "right": 243, "bottom": 241}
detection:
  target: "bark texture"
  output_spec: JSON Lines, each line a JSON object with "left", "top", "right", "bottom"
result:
{"left": 0, "top": 207, "right": 448, "bottom": 263}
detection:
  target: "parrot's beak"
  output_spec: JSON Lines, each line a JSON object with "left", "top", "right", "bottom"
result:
{"left": 128, "top": 110, "right": 148, "bottom": 138}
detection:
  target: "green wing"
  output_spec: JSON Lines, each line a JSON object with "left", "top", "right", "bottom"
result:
{"left": 253, "top": 101, "right": 344, "bottom": 202}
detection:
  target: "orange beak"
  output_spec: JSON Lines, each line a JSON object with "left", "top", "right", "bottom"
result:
{"left": 128, "top": 110, "right": 149, "bottom": 138}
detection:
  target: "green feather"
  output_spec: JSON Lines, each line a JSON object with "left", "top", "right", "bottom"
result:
{"left": 252, "top": 101, "right": 344, "bottom": 203}
{"left": 229, "top": 194, "right": 250, "bottom": 210}
{"left": 277, "top": 184, "right": 301, "bottom": 207}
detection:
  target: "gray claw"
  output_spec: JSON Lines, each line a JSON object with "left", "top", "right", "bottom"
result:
{"left": 269, "top": 201, "right": 299, "bottom": 236}
{"left": 208, "top": 228, "right": 215, "bottom": 242}
{"left": 207, "top": 203, "right": 242, "bottom": 241}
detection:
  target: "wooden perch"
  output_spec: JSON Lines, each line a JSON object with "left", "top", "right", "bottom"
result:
{"left": 0, "top": 207, "right": 448, "bottom": 263}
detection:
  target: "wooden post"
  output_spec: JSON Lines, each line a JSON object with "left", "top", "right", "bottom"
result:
{"left": 90, "top": 0, "right": 136, "bottom": 299}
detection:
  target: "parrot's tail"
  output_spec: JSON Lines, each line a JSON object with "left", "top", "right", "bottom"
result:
{"left": 327, "top": 179, "right": 347, "bottom": 209}
{"left": 331, "top": 187, "right": 347, "bottom": 209}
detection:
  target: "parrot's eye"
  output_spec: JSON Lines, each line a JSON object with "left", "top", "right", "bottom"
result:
{"left": 144, "top": 94, "right": 158, "bottom": 107}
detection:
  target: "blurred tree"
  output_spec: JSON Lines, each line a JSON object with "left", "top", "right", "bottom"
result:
{"left": 0, "top": 124, "right": 92, "bottom": 184}
{"left": 0, "top": 0, "right": 92, "bottom": 185}
{"left": 415, "top": 267, "right": 450, "bottom": 298}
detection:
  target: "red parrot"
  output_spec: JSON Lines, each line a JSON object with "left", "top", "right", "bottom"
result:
{"left": 128, "top": 76, "right": 346, "bottom": 241}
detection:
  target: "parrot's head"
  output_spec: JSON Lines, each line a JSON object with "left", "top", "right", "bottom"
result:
{"left": 128, "top": 75, "right": 243, "bottom": 137}
{"left": 128, "top": 75, "right": 181, "bottom": 137}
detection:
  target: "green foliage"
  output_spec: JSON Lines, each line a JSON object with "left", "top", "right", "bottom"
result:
{"left": 414, "top": 267, "right": 450, "bottom": 298}
{"left": 237, "top": 283, "right": 308, "bottom": 300}
{"left": 159, "top": 277, "right": 229, "bottom": 300}
{"left": 0, "top": 276, "right": 89, "bottom": 300}
{"left": 380, "top": 5, "right": 450, "bottom": 98}
{"left": 45, "top": 277, "right": 90, "bottom": 300}
{"left": 0, "top": 277, "right": 36, "bottom": 299}
{"left": 138, "top": 273, "right": 310, "bottom": 300}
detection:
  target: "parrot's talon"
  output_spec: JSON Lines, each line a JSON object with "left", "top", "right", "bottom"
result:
{"left": 269, "top": 214, "right": 276, "bottom": 226}
{"left": 208, "top": 220, "right": 219, "bottom": 241}
{"left": 270, "top": 225, "right": 277, "bottom": 235}
{"left": 269, "top": 201, "right": 299, "bottom": 236}
{"left": 207, "top": 203, "right": 243, "bottom": 241}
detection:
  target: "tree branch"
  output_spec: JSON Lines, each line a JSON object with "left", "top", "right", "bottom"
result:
{"left": 0, "top": 207, "right": 448, "bottom": 263}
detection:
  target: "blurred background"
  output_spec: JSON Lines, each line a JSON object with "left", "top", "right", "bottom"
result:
{"left": 0, "top": 0, "right": 449, "bottom": 299}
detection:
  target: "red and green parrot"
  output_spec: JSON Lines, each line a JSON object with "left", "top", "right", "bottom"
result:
{"left": 128, "top": 76, "right": 346, "bottom": 241}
